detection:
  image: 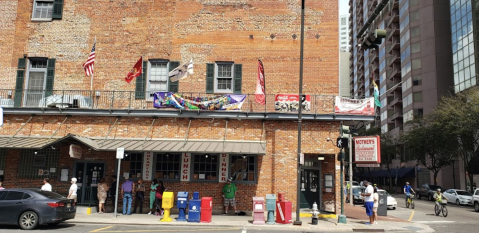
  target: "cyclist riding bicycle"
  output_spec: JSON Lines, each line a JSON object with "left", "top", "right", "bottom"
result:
{"left": 403, "top": 182, "right": 415, "bottom": 200}
{"left": 433, "top": 188, "right": 447, "bottom": 207}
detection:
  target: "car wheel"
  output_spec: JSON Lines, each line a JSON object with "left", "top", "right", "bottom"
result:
{"left": 393, "top": 207, "right": 396, "bottom": 210}
{"left": 428, "top": 194, "right": 433, "bottom": 201}
{"left": 474, "top": 202, "right": 479, "bottom": 212}
{"left": 456, "top": 199, "right": 460, "bottom": 205}
{"left": 19, "top": 211, "right": 39, "bottom": 230}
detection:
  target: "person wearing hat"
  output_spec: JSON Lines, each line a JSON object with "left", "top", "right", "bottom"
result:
{"left": 360, "top": 180, "right": 374, "bottom": 225}
{"left": 222, "top": 177, "right": 238, "bottom": 215}
{"left": 403, "top": 182, "right": 415, "bottom": 202}
{"left": 433, "top": 188, "right": 447, "bottom": 208}
{"left": 67, "top": 177, "right": 78, "bottom": 204}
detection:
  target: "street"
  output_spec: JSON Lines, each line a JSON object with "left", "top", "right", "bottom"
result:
{"left": 387, "top": 194, "right": 479, "bottom": 232}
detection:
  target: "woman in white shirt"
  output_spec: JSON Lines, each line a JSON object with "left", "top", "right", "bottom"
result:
{"left": 373, "top": 187, "right": 379, "bottom": 224}
{"left": 67, "top": 177, "right": 78, "bottom": 204}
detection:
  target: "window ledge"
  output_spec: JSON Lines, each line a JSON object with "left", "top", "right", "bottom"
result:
{"left": 31, "top": 18, "right": 53, "bottom": 22}
{"left": 214, "top": 90, "right": 234, "bottom": 94}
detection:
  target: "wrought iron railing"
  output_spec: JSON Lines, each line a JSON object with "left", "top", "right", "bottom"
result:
{"left": 0, "top": 89, "right": 342, "bottom": 114}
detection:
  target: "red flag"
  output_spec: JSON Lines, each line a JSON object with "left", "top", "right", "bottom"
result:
{"left": 125, "top": 57, "right": 143, "bottom": 83}
{"left": 255, "top": 60, "right": 265, "bottom": 105}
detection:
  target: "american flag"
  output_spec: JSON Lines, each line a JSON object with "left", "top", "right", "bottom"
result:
{"left": 83, "top": 43, "right": 96, "bottom": 76}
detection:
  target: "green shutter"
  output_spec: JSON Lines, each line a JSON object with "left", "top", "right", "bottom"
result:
{"left": 18, "top": 58, "right": 26, "bottom": 69}
{"left": 52, "top": 0, "right": 64, "bottom": 19}
{"left": 45, "top": 59, "right": 55, "bottom": 97}
{"left": 168, "top": 61, "right": 180, "bottom": 93}
{"left": 233, "top": 64, "right": 242, "bottom": 94}
{"left": 14, "top": 70, "right": 25, "bottom": 107}
{"left": 135, "top": 61, "right": 147, "bottom": 99}
{"left": 206, "top": 63, "right": 215, "bottom": 94}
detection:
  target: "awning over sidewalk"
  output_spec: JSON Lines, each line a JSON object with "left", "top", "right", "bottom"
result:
{"left": 354, "top": 167, "right": 415, "bottom": 178}
{"left": 0, "top": 134, "right": 266, "bottom": 155}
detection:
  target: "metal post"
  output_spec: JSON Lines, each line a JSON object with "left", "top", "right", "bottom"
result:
{"left": 294, "top": 0, "right": 305, "bottom": 226}
{"left": 114, "top": 158, "right": 121, "bottom": 217}
{"left": 349, "top": 134, "right": 353, "bottom": 205}
{"left": 338, "top": 151, "right": 347, "bottom": 223}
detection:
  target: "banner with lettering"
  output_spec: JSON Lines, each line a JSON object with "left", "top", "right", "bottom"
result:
{"left": 180, "top": 153, "right": 191, "bottom": 181}
{"left": 142, "top": 152, "right": 153, "bottom": 180}
{"left": 153, "top": 92, "right": 246, "bottom": 110}
{"left": 274, "top": 94, "right": 311, "bottom": 112}
{"left": 219, "top": 154, "right": 229, "bottom": 183}
{"left": 354, "top": 136, "right": 381, "bottom": 163}
{"left": 334, "top": 96, "right": 375, "bottom": 115}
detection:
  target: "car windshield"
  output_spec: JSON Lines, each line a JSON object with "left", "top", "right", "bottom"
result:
{"left": 352, "top": 188, "right": 362, "bottom": 195}
{"left": 456, "top": 191, "right": 472, "bottom": 196}
{"left": 378, "top": 190, "right": 390, "bottom": 196}
{"left": 352, "top": 181, "right": 359, "bottom": 186}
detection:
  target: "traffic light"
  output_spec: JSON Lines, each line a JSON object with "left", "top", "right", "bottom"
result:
{"left": 340, "top": 125, "right": 350, "bottom": 139}
{"left": 360, "top": 29, "right": 386, "bottom": 50}
{"left": 337, "top": 125, "right": 350, "bottom": 149}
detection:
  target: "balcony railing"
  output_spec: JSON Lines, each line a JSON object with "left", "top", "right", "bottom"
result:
{"left": 0, "top": 89, "right": 342, "bottom": 115}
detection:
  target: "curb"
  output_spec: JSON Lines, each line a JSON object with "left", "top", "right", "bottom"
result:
{"left": 299, "top": 213, "right": 337, "bottom": 218}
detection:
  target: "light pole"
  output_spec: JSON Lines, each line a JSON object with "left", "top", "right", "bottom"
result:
{"left": 294, "top": 0, "right": 305, "bottom": 226}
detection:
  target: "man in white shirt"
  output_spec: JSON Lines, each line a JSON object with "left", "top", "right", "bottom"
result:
{"left": 41, "top": 178, "right": 52, "bottom": 191}
{"left": 360, "top": 180, "right": 374, "bottom": 225}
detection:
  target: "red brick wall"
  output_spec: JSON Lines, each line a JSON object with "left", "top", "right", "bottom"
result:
{"left": 1, "top": 114, "right": 342, "bottom": 213}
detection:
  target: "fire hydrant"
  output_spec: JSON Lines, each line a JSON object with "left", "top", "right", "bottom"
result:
{"left": 311, "top": 202, "right": 319, "bottom": 225}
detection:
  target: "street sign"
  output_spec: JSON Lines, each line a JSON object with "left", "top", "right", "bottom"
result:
{"left": 116, "top": 148, "right": 125, "bottom": 159}
{"left": 356, "top": 164, "right": 380, "bottom": 167}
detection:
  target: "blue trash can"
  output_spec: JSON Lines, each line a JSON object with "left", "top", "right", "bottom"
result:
{"left": 188, "top": 191, "right": 201, "bottom": 222}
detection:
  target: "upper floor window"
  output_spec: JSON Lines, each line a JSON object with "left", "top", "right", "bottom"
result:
{"left": 206, "top": 62, "right": 242, "bottom": 94}
{"left": 25, "top": 58, "right": 48, "bottom": 107}
{"left": 32, "top": 0, "right": 64, "bottom": 21}
{"left": 148, "top": 60, "right": 169, "bottom": 93}
{"left": 216, "top": 63, "right": 233, "bottom": 92}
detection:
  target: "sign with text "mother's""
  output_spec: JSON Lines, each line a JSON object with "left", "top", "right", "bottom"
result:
{"left": 354, "top": 136, "right": 381, "bottom": 164}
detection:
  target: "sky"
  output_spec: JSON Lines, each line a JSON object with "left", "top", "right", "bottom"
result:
{"left": 340, "top": 0, "right": 349, "bottom": 15}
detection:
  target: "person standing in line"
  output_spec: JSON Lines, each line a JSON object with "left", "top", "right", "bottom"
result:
{"left": 154, "top": 180, "right": 166, "bottom": 216}
{"left": 132, "top": 178, "right": 145, "bottom": 214}
{"left": 222, "top": 177, "right": 238, "bottom": 215}
{"left": 109, "top": 175, "right": 117, "bottom": 207}
{"left": 360, "top": 180, "right": 374, "bottom": 225}
{"left": 121, "top": 178, "right": 134, "bottom": 215}
{"left": 41, "top": 178, "right": 52, "bottom": 191}
{"left": 97, "top": 178, "right": 109, "bottom": 213}
{"left": 149, "top": 179, "right": 159, "bottom": 214}
{"left": 372, "top": 187, "right": 379, "bottom": 224}
{"left": 67, "top": 178, "right": 78, "bottom": 205}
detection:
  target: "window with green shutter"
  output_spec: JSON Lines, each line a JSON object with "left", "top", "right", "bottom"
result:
{"left": 14, "top": 58, "right": 26, "bottom": 107}
{"left": 52, "top": 0, "right": 64, "bottom": 19}
{"left": 206, "top": 63, "right": 215, "bottom": 94}
{"left": 207, "top": 62, "right": 242, "bottom": 94}
{"left": 0, "top": 149, "right": 5, "bottom": 173}
{"left": 135, "top": 61, "right": 147, "bottom": 99}
{"left": 18, "top": 149, "right": 59, "bottom": 179}
{"left": 45, "top": 58, "right": 55, "bottom": 97}
{"left": 233, "top": 64, "right": 242, "bottom": 94}
{"left": 32, "top": 0, "right": 63, "bottom": 20}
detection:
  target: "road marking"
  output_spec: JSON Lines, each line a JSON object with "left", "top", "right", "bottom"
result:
{"left": 90, "top": 226, "right": 113, "bottom": 232}
{"left": 93, "top": 227, "right": 241, "bottom": 232}
{"left": 408, "top": 210, "right": 415, "bottom": 222}
{"left": 414, "top": 221, "right": 456, "bottom": 224}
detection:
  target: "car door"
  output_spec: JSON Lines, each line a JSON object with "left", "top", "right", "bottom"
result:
{"left": 0, "top": 191, "right": 26, "bottom": 223}
{"left": 443, "top": 190, "right": 451, "bottom": 202}
{"left": 0, "top": 191, "right": 9, "bottom": 223}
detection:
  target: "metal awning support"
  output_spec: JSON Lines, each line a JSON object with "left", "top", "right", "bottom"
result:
{"left": 48, "top": 116, "right": 69, "bottom": 141}
{"left": 182, "top": 119, "right": 192, "bottom": 148}
{"left": 223, "top": 119, "right": 228, "bottom": 147}
{"left": 142, "top": 118, "right": 156, "bottom": 148}
{"left": 99, "top": 117, "right": 120, "bottom": 146}
{"left": 6, "top": 116, "right": 33, "bottom": 144}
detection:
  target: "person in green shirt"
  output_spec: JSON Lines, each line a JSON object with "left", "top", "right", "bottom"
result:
{"left": 222, "top": 177, "right": 238, "bottom": 215}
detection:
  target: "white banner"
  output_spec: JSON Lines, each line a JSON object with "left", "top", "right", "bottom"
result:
{"left": 142, "top": 152, "right": 153, "bottom": 180}
{"left": 180, "top": 153, "right": 191, "bottom": 181}
{"left": 334, "top": 96, "right": 375, "bottom": 115}
{"left": 219, "top": 154, "right": 229, "bottom": 182}
{"left": 354, "top": 136, "right": 381, "bottom": 163}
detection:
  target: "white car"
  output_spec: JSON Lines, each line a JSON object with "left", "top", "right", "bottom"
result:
{"left": 443, "top": 189, "right": 473, "bottom": 205}
{"left": 377, "top": 189, "right": 397, "bottom": 210}
{"left": 473, "top": 188, "right": 479, "bottom": 212}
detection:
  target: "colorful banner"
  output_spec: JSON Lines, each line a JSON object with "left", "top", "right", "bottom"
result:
{"left": 334, "top": 96, "right": 375, "bottom": 115}
{"left": 153, "top": 92, "right": 246, "bottom": 110}
{"left": 274, "top": 94, "right": 311, "bottom": 112}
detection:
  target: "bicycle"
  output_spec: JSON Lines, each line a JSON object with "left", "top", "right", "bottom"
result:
{"left": 434, "top": 200, "right": 448, "bottom": 217}
{"left": 405, "top": 193, "right": 415, "bottom": 209}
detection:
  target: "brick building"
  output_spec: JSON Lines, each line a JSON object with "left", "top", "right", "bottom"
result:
{"left": 0, "top": 0, "right": 373, "bottom": 214}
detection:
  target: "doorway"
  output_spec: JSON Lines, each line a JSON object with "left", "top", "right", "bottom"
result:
{"left": 74, "top": 162, "right": 105, "bottom": 205}
{"left": 300, "top": 157, "right": 321, "bottom": 209}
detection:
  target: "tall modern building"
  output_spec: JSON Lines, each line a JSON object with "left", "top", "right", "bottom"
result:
{"left": 339, "top": 14, "right": 351, "bottom": 96}
{"left": 349, "top": 0, "right": 458, "bottom": 188}
{"left": 340, "top": 14, "right": 351, "bottom": 52}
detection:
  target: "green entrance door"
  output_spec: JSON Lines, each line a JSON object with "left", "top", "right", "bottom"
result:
{"left": 300, "top": 169, "right": 320, "bottom": 208}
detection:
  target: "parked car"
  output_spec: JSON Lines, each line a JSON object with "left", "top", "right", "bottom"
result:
{"left": 377, "top": 189, "right": 397, "bottom": 210}
{"left": 417, "top": 184, "right": 443, "bottom": 201}
{"left": 473, "top": 188, "right": 479, "bottom": 212}
{"left": 0, "top": 189, "right": 76, "bottom": 230}
{"left": 352, "top": 187, "right": 364, "bottom": 204}
{"left": 443, "top": 189, "right": 473, "bottom": 206}
{"left": 346, "top": 181, "right": 360, "bottom": 187}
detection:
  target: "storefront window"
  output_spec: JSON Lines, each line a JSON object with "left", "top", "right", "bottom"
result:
{"left": 229, "top": 155, "right": 256, "bottom": 183}
{"left": 192, "top": 154, "right": 218, "bottom": 182}
{"left": 18, "top": 149, "right": 59, "bottom": 178}
{"left": 155, "top": 153, "right": 181, "bottom": 181}
{"left": 124, "top": 152, "right": 143, "bottom": 179}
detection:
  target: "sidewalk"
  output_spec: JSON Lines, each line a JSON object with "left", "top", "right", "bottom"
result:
{"left": 67, "top": 205, "right": 435, "bottom": 232}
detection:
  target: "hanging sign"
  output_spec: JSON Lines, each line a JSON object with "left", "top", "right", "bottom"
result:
{"left": 180, "top": 153, "right": 191, "bottom": 181}
{"left": 334, "top": 96, "right": 375, "bottom": 115}
{"left": 274, "top": 94, "right": 311, "bottom": 112}
{"left": 69, "top": 144, "right": 82, "bottom": 159}
{"left": 142, "top": 152, "right": 153, "bottom": 180}
{"left": 153, "top": 92, "right": 246, "bottom": 110}
{"left": 219, "top": 154, "right": 229, "bottom": 182}
{"left": 354, "top": 136, "right": 381, "bottom": 163}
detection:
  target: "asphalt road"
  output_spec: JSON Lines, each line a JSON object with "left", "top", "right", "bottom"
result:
{"left": 388, "top": 195, "right": 479, "bottom": 233}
